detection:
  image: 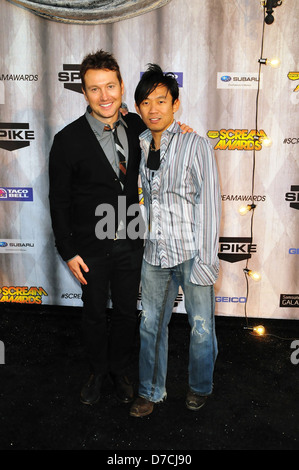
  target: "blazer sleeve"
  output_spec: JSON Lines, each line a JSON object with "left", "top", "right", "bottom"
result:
{"left": 49, "top": 130, "right": 77, "bottom": 261}
{"left": 123, "top": 112, "right": 146, "bottom": 137}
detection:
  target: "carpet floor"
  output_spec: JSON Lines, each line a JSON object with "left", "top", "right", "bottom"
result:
{"left": 0, "top": 303, "right": 298, "bottom": 453}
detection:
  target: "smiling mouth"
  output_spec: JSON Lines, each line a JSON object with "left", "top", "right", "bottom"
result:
{"left": 100, "top": 103, "right": 113, "bottom": 108}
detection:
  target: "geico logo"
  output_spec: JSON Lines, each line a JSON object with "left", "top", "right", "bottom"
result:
{"left": 58, "top": 71, "right": 80, "bottom": 82}
{"left": 219, "top": 243, "right": 256, "bottom": 253}
{"left": 289, "top": 248, "right": 299, "bottom": 254}
{"left": 0, "top": 129, "right": 34, "bottom": 140}
{"left": 215, "top": 297, "right": 247, "bottom": 303}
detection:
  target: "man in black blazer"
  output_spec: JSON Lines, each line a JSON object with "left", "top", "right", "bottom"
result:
{"left": 49, "top": 50, "right": 146, "bottom": 406}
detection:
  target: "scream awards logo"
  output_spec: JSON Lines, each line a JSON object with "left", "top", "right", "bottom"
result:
{"left": 0, "top": 286, "right": 48, "bottom": 304}
{"left": 58, "top": 64, "right": 82, "bottom": 93}
{"left": 0, "top": 123, "right": 35, "bottom": 151}
{"left": 288, "top": 72, "right": 299, "bottom": 92}
{"left": 0, "top": 74, "right": 38, "bottom": 82}
{"left": 207, "top": 129, "right": 268, "bottom": 151}
{"left": 219, "top": 237, "right": 256, "bottom": 263}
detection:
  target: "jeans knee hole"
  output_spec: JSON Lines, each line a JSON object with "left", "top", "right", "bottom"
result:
{"left": 191, "top": 316, "right": 209, "bottom": 336}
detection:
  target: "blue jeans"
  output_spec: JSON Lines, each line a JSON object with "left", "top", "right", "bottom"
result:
{"left": 138, "top": 258, "right": 218, "bottom": 402}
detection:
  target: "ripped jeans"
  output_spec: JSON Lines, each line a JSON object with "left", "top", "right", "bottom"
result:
{"left": 138, "top": 258, "right": 218, "bottom": 402}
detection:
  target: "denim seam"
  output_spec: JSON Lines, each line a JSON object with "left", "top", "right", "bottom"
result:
{"left": 150, "top": 273, "right": 172, "bottom": 401}
{"left": 210, "top": 285, "right": 217, "bottom": 366}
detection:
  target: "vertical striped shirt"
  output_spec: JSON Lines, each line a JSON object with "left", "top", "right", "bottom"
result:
{"left": 139, "top": 120, "right": 221, "bottom": 286}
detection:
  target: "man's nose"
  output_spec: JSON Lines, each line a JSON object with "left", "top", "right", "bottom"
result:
{"left": 100, "top": 89, "right": 109, "bottom": 100}
{"left": 149, "top": 103, "right": 157, "bottom": 113}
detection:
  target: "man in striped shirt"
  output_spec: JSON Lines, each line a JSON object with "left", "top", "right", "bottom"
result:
{"left": 130, "top": 64, "right": 221, "bottom": 417}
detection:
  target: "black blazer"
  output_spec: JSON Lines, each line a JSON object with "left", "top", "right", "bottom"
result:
{"left": 49, "top": 112, "right": 146, "bottom": 261}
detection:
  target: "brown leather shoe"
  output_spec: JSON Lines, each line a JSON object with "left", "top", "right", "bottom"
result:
{"left": 130, "top": 396, "right": 154, "bottom": 417}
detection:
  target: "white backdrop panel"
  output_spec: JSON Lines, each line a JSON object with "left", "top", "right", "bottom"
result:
{"left": 0, "top": 0, "right": 298, "bottom": 319}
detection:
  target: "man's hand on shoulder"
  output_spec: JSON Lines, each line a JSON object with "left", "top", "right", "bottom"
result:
{"left": 178, "top": 121, "right": 195, "bottom": 134}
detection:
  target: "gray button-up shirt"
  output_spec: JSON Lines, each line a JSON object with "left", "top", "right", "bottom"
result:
{"left": 85, "top": 106, "right": 129, "bottom": 182}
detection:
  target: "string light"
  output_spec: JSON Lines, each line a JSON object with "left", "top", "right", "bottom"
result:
{"left": 259, "top": 135, "right": 273, "bottom": 147}
{"left": 261, "top": 0, "right": 284, "bottom": 25}
{"left": 253, "top": 325, "right": 266, "bottom": 336}
{"left": 242, "top": 3, "right": 277, "bottom": 334}
{"left": 243, "top": 268, "right": 261, "bottom": 282}
{"left": 258, "top": 57, "right": 281, "bottom": 68}
{"left": 239, "top": 203, "right": 256, "bottom": 216}
{"left": 244, "top": 325, "right": 266, "bottom": 336}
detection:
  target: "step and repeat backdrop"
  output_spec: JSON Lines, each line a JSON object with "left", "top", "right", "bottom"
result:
{"left": 0, "top": 0, "right": 298, "bottom": 319}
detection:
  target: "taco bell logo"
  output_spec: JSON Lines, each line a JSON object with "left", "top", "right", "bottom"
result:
{"left": 0, "top": 187, "right": 33, "bottom": 201}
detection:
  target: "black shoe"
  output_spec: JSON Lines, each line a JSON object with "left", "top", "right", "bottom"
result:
{"left": 111, "top": 375, "right": 134, "bottom": 403}
{"left": 80, "top": 374, "right": 103, "bottom": 405}
{"left": 186, "top": 388, "right": 207, "bottom": 411}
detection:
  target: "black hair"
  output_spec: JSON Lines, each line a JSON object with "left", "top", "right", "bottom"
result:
{"left": 134, "top": 63, "right": 179, "bottom": 107}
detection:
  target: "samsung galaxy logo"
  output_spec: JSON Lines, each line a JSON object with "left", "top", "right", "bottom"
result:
{"left": 280, "top": 294, "right": 299, "bottom": 308}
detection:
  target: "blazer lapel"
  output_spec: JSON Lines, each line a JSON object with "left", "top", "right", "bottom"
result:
{"left": 82, "top": 117, "right": 123, "bottom": 188}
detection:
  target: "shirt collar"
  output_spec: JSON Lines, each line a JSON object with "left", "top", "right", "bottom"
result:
{"left": 85, "top": 105, "right": 127, "bottom": 136}
{"left": 140, "top": 119, "right": 180, "bottom": 140}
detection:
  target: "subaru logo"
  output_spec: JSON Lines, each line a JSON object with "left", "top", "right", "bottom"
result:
{"left": 221, "top": 75, "right": 231, "bottom": 82}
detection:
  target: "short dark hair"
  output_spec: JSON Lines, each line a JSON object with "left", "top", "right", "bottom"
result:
{"left": 134, "top": 63, "right": 179, "bottom": 107}
{"left": 80, "top": 50, "right": 122, "bottom": 90}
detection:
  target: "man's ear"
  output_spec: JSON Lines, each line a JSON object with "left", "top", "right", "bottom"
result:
{"left": 82, "top": 87, "right": 88, "bottom": 102}
{"left": 173, "top": 98, "right": 180, "bottom": 114}
{"left": 135, "top": 103, "right": 140, "bottom": 115}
